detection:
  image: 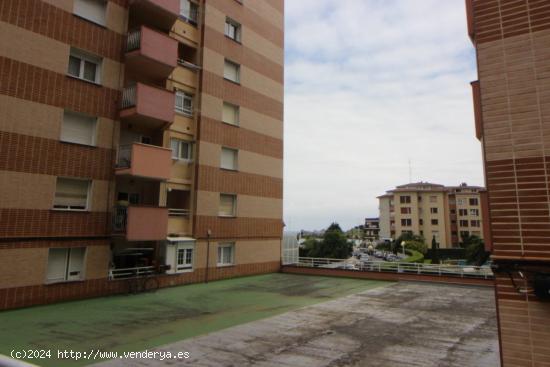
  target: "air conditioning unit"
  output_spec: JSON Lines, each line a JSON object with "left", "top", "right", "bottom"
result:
{"left": 534, "top": 273, "right": 550, "bottom": 301}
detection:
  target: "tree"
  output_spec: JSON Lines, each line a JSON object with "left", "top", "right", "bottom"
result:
{"left": 392, "top": 233, "right": 426, "bottom": 254}
{"left": 462, "top": 234, "right": 490, "bottom": 266}
{"left": 300, "top": 222, "right": 353, "bottom": 259}
{"left": 431, "top": 236, "right": 440, "bottom": 264}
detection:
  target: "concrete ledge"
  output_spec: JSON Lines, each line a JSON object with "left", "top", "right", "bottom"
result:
{"left": 281, "top": 265, "right": 495, "bottom": 287}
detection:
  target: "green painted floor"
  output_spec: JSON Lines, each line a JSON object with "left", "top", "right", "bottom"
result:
{"left": 0, "top": 273, "right": 389, "bottom": 367}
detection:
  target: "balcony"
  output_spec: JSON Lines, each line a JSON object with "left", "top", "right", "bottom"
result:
{"left": 120, "top": 83, "right": 175, "bottom": 129}
{"left": 129, "top": 0, "right": 179, "bottom": 32}
{"left": 471, "top": 81, "right": 483, "bottom": 140}
{"left": 113, "top": 205, "right": 169, "bottom": 241}
{"left": 125, "top": 26, "right": 178, "bottom": 81}
{"left": 171, "top": 61, "right": 199, "bottom": 89}
{"left": 168, "top": 210, "right": 192, "bottom": 236}
{"left": 116, "top": 143, "right": 172, "bottom": 181}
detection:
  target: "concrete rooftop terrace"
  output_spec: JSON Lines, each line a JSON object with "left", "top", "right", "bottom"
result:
{"left": 0, "top": 274, "right": 498, "bottom": 367}
{"left": 96, "top": 281, "right": 499, "bottom": 367}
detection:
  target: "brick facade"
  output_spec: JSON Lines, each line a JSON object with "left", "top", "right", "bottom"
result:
{"left": 468, "top": 1, "right": 550, "bottom": 365}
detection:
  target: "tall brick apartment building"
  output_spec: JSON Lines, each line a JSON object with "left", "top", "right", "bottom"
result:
{"left": 0, "top": 0, "right": 284, "bottom": 309}
{"left": 466, "top": 0, "right": 550, "bottom": 365}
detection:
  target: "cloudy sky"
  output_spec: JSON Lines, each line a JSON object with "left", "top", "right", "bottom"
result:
{"left": 283, "top": 0, "right": 483, "bottom": 231}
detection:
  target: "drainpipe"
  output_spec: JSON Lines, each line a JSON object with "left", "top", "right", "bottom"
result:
{"left": 204, "top": 229, "right": 211, "bottom": 283}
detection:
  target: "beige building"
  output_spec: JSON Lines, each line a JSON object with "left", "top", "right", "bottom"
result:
{"left": 0, "top": 0, "right": 283, "bottom": 309}
{"left": 378, "top": 182, "right": 485, "bottom": 248}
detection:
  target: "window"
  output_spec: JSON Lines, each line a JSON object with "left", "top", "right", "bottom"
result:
{"left": 460, "top": 231, "right": 470, "bottom": 238}
{"left": 418, "top": 196, "right": 422, "bottom": 202}
{"left": 53, "top": 178, "right": 90, "bottom": 211}
{"left": 117, "top": 192, "right": 139, "bottom": 205}
{"left": 180, "top": 0, "right": 199, "bottom": 24}
{"left": 61, "top": 111, "right": 96, "bottom": 146}
{"left": 457, "top": 198, "right": 465, "bottom": 206}
{"left": 68, "top": 49, "right": 101, "bottom": 84}
{"left": 400, "top": 196, "right": 411, "bottom": 204}
{"left": 430, "top": 207, "right": 438, "bottom": 214}
{"left": 46, "top": 247, "right": 86, "bottom": 283}
{"left": 221, "top": 147, "right": 238, "bottom": 170}
{"left": 170, "top": 138, "right": 193, "bottom": 161}
{"left": 74, "top": 0, "right": 106, "bottom": 26}
{"left": 431, "top": 219, "right": 439, "bottom": 225}
{"left": 219, "top": 194, "right": 236, "bottom": 217}
{"left": 460, "top": 220, "right": 469, "bottom": 227}
{"left": 222, "top": 102, "right": 239, "bottom": 126}
{"left": 401, "top": 219, "right": 412, "bottom": 227}
{"left": 217, "top": 243, "right": 234, "bottom": 266}
{"left": 471, "top": 220, "right": 481, "bottom": 227}
{"left": 176, "top": 244, "right": 194, "bottom": 272}
{"left": 225, "top": 17, "right": 241, "bottom": 42}
{"left": 175, "top": 91, "right": 193, "bottom": 116}
{"left": 470, "top": 209, "right": 480, "bottom": 217}
{"left": 469, "top": 198, "right": 479, "bottom": 206}
{"left": 419, "top": 219, "right": 424, "bottom": 225}
{"left": 459, "top": 209, "right": 468, "bottom": 216}
{"left": 400, "top": 207, "right": 411, "bottom": 214}
{"left": 432, "top": 231, "right": 440, "bottom": 242}
{"left": 429, "top": 196, "right": 437, "bottom": 203}
{"left": 224, "top": 59, "right": 240, "bottom": 83}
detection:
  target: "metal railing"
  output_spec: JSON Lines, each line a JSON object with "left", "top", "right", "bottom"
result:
{"left": 126, "top": 30, "right": 141, "bottom": 52}
{"left": 113, "top": 206, "right": 128, "bottom": 232}
{"left": 121, "top": 85, "right": 137, "bottom": 109}
{"left": 117, "top": 144, "right": 132, "bottom": 168}
{"left": 168, "top": 208, "right": 190, "bottom": 217}
{"left": 177, "top": 59, "right": 201, "bottom": 71}
{"left": 109, "top": 266, "right": 155, "bottom": 280}
{"left": 294, "top": 257, "right": 494, "bottom": 279}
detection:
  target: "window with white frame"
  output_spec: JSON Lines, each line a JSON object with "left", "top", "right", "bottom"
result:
{"left": 46, "top": 247, "right": 86, "bottom": 283}
{"left": 176, "top": 243, "right": 194, "bottom": 272}
{"left": 222, "top": 102, "right": 239, "bottom": 126}
{"left": 68, "top": 48, "right": 102, "bottom": 84}
{"left": 470, "top": 208, "right": 480, "bottom": 217}
{"left": 217, "top": 243, "right": 234, "bottom": 266}
{"left": 175, "top": 90, "right": 193, "bottom": 116}
{"left": 221, "top": 147, "right": 238, "bottom": 170}
{"left": 180, "top": 0, "right": 199, "bottom": 24}
{"left": 74, "top": 0, "right": 106, "bottom": 26}
{"left": 53, "top": 178, "right": 90, "bottom": 211}
{"left": 219, "top": 194, "right": 236, "bottom": 217}
{"left": 225, "top": 17, "right": 241, "bottom": 42}
{"left": 61, "top": 111, "right": 97, "bottom": 146}
{"left": 223, "top": 59, "right": 240, "bottom": 83}
{"left": 170, "top": 138, "right": 193, "bottom": 161}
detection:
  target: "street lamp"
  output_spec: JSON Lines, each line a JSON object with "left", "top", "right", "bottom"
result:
{"left": 401, "top": 241, "right": 406, "bottom": 256}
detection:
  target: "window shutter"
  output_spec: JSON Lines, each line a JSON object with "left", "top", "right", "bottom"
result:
{"left": 224, "top": 60, "right": 239, "bottom": 82}
{"left": 47, "top": 249, "right": 68, "bottom": 282}
{"left": 54, "top": 178, "right": 89, "bottom": 209}
{"left": 74, "top": 0, "right": 106, "bottom": 25}
{"left": 222, "top": 103, "right": 238, "bottom": 125}
{"left": 61, "top": 111, "right": 96, "bottom": 146}
{"left": 67, "top": 248, "right": 85, "bottom": 280}
{"left": 219, "top": 194, "right": 235, "bottom": 216}
{"left": 221, "top": 148, "right": 237, "bottom": 170}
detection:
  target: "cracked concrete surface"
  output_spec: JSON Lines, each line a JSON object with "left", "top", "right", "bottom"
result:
{"left": 95, "top": 282, "right": 499, "bottom": 367}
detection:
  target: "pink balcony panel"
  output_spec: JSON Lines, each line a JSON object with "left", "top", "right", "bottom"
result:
{"left": 126, "top": 26, "right": 178, "bottom": 80}
{"left": 116, "top": 143, "right": 172, "bottom": 181}
{"left": 127, "top": 206, "right": 169, "bottom": 241}
{"left": 120, "top": 83, "right": 175, "bottom": 129}
{"left": 129, "top": 0, "right": 179, "bottom": 31}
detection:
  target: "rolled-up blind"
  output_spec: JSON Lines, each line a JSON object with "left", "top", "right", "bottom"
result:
{"left": 54, "top": 178, "right": 89, "bottom": 209}
{"left": 61, "top": 111, "right": 96, "bottom": 146}
{"left": 219, "top": 194, "right": 235, "bottom": 216}
{"left": 221, "top": 148, "right": 237, "bottom": 170}
{"left": 224, "top": 60, "right": 240, "bottom": 82}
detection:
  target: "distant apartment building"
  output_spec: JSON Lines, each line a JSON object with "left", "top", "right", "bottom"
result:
{"left": 363, "top": 218, "right": 380, "bottom": 243}
{"left": 466, "top": 0, "right": 550, "bottom": 365}
{"left": 378, "top": 182, "right": 486, "bottom": 248}
{"left": 0, "top": 0, "right": 284, "bottom": 309}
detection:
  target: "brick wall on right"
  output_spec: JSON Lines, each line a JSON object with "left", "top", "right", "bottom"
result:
{"left": 468, "top": 0, "right": 550, "bottom": 365}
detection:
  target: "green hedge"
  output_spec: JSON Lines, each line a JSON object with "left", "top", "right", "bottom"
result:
{"left": 403, "top": 250, "right": 424, "bottom": 263}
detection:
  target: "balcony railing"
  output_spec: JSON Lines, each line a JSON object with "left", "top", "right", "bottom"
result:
{"left": 113, "top": 206, "right": 128, "bottom": 233}
{"left": 169, "top": 208, "right": 190, "bottom": 217}
{"left": 121, "top": 85, "right": 136, "bottom": 110}
{"left": 109, "top": 266, "right": 155, "bottom": 280}
{"left": 126, "top": 30, "right": 141, "bottom": 52}
{"left": 117, "top": 144, "right": 132, "bottom": 168}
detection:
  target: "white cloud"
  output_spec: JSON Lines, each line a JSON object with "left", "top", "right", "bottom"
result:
{"left": 283, "top": 0, "right": 483, "bottom": 231}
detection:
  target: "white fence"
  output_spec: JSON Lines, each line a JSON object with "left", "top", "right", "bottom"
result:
{"left": 109, "top": 266, "right": 155, "bottom": 280}
{"left": 294, "top": 257, "right": 493, "bottom": 279}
